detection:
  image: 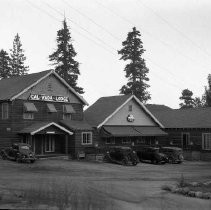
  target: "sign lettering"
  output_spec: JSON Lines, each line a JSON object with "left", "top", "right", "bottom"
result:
{"left": 29, "top": 94, "right": 69, "bottom": 103}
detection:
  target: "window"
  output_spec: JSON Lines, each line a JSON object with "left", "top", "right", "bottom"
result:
{"left": 47, "top": 103, "right": 57, "bottom": 113}
{"left": 23, "top": 102, "right": 37, "bottom": 120}
{"left": 128, "top": 105, "right": 132, "bottom": 112}
{"left": 122, "top": 138, "right": 131, "bottom": 144}
{"left": 45, "top": 136, "right": 55, "bottom": 152}
{"left": 62, "top": 104, "right": 75, "bottom": 120}
{"left": 202, "top": 133, "right": 211, "bottom": 150}
{"left": 22, "top": 136, "right": 29, "bottom": 144}
{"left": 137, "top": 138, "right": 145, "bottom": 144}
{"left": 63, "top": 113, "right": 71, "bottom": 120}
{"left": 23, "top": 113, "right": 34, "bottom": 119}
{"left": 2, "top": 103, "right": 9, "bottom": 119}
{"left": 105, "top": 138, "right": 115, "bottom": 144}
{"left": 182, "top": 133, "right": 190, "bottom": 148}
{"left": 82, "top": 132, "right": 92, "bottom": 145}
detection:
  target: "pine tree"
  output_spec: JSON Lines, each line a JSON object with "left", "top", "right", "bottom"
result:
{"left": 0, "top": 49, "right": 11, "bottom": 79}
{"left": 204, "top": 74, "right": 211, "bottom": 106}
{"left": 193, "top": 97, "right": 204, "bottom": 108}
{"left": 10, "top": 33, "right": 29, "bottom": 76}
{"left": 118, "top": 27, "right": 150, "bottom": 103}
{"left": 49, "top": 19, "right": 84, "bottom": 94}
{"left": 179, "top": 89, "right": 195, "bottom": 108}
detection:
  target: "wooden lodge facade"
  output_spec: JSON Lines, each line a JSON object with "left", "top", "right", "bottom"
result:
{"left": 0, "top": 70, "right": 93, "bottom": 158}
{"left": 1, "top": 70, "right": 211, "bottom": 161}
{"left": 84, "top": 95, "right": 168, "bottom": 150}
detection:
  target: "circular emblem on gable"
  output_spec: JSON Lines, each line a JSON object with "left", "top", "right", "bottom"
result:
{"left": 127, "top": 114, "right": 135, "bottom": 122}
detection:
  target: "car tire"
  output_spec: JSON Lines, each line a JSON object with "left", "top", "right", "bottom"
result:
{"left": 122, "top": 159, "right": 128, "bottom": 166}
{"left": 168, "top": 157, "right": 174, "bottom": 164}
{"left": 132, "top": 161, "right": 138, "bottom": 166}
{"left": 151, "top": 159, "right": 158, "bottom": 164}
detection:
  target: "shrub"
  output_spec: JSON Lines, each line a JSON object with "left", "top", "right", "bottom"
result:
{"left": 22, "top": 179, "right": 114, "bottom": 210}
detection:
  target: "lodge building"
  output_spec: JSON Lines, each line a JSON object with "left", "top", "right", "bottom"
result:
{"left": 0, "top": 70, "right": 93, "bottom": 158}
{"left": 1, "top": 70, "right": 211, "bottom": 160}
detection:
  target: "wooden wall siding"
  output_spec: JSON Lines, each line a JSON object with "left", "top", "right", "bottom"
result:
{"left": 164, "top": 128, "right": 211, "bottom": 150}
{"left": 17, "top": 74, "right": 81, "bottom": 104}
{"left": 0, "top": 99, "right": 83, "bottom": 149}
{"left": 105, "top": 99, "right": 156, "bottom": 126}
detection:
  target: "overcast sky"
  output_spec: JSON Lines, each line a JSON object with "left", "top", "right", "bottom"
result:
{"left": 1, "top": 0, "right": 211, "bottom": 108}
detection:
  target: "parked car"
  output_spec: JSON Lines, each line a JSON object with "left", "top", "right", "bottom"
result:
{"left": 136, "top": 147, "right": 168, "bottom": 164}
{"left": 160, "top": 147, "right": 184, "bottom": 164}
{"left": 0, "top": 143, "right": 36, "bottom": 163}
{"left": 104, "top": 146, "right": 138, "bottom": 166}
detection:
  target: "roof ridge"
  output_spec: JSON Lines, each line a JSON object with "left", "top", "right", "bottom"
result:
{"left": 0, "top": 70, "right": 51, "bottom": 82}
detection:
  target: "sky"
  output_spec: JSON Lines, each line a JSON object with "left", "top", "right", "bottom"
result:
{"left": 1, "top": 0, "right": 211, "bottom": 108}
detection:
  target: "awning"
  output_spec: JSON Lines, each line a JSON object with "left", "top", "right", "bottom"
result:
{"left": 63, "top": 104, "right": 75, "bottom": 113}
{"left": 23, "top": 102, "right": 38, "bottom": 112}
{"left": 102, "top": 126, "right": 140, "bottom": 137}
{"left": 47, "top": 103, "right": 57, "bottom": 113}
{"left": 102, "top": 126, "right": 167, "bottom": 137}
{"left": 134, "top": 126, "right": 167, "bottom": 136}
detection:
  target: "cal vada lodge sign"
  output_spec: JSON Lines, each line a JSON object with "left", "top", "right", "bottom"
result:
{"left": 29, "top": 94, "right": 69, "bottom": 103}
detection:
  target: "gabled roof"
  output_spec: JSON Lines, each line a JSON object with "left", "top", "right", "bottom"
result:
{"left": 145, "top": 104, "right": 172, "bottom": 111}
{"left": 0, "top": 70, "right": 88, "bottom": 105}
{"left": 0, "top": 70, "right": 51, "bottom": 101}
{"left": 60, "top": 119, "right": 93, "bottom": 131}
{"left": 148, "top": 107, "right": 211, "bottom": 128}
{"left": 84, "top": 95, "right": 164, "bottom": 128}
{"left": 19, "top": 121, "right": 73, "bottom": 135}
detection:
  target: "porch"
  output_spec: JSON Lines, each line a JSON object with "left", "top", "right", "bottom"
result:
{"left": 19, "top": 122, "right": 73, "bottom": 156}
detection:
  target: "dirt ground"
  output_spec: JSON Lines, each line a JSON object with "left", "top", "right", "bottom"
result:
{"left": 0, "top": 158, "right": 211, "bottom": 210}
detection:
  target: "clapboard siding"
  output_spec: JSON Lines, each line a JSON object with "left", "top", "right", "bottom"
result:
{"left": 0, "top": 99, "right": 84, "bottom": 149}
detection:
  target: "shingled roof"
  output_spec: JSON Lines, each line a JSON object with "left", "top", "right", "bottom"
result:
{"left": 148, "top": 107, "right": 211, "bottom": 128}
{"left": 0, "top": 70, "right": 88, "bottom": 105}
{"left": 145, "top": 104, "right": 172, "bottom": 111}
{"left": 84, "top": 95, "right": 164, "bottom": 128}
{"left": 84, "top": 95, "right": 132, "bottom": 127}
{"left": 0, "top": 70, "right": 51, "bottom": 101}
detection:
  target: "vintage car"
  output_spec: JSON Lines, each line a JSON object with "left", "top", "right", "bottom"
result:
{"left": 136, "top": 147, "right": 168, "bottom": 164}
{"left": 160, "top": 147, "right": 184, "bottom": 164}
{"left": 0, "top": 143, "right": 36, "bottom": 163}
{"left": 103, "top": 146, "right": 138, "bottom": 166}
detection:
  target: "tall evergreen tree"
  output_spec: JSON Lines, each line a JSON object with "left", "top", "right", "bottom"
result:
{"left": 118, "top": 27, "right": 150, "bottom": 103}
{"left": 204, "top": 74, "right": 211, "bottom": 107}
{"left": 0, "top": 49, "right": 11, "bottom": 79}
{"left": 10, "top": 33, "right": 29, "bottom": 76}
{"left": 179, "top": 89, "right": 195, "bottom": 108}
{"left": 49, "top": 19, "right": 84, "bottom": 94}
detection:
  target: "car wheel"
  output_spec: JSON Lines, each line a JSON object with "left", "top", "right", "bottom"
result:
{"left": 151, "top": 159, "right": 157, "bottom": 164}
{"left": 168, "top": 157, "right": 174, "bottom": 164}
{"left": 122, "top": 159, "right": 127, "bottom": 166}
{"left": 132, "top": 161, "right": 138, "bottom": 166}
{"left": 30, "top": 160, "right": 35, "bottom": 163}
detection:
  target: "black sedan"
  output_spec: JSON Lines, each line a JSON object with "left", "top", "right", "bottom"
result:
{"left": 104, "top": 146, "right": 138, "bottom": 166}
{"left": 136, "top": 147, "right": 168, "bottom": 164}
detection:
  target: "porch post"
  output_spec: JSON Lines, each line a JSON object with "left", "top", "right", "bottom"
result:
{"left": 41, "top": 135, "right": 44, "bottom": 155}
{"left": 65, "top": 135, "right": 68, "bottom": 155}
{"left": 29, "top": 135, "right": 33, "bottom": 151}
